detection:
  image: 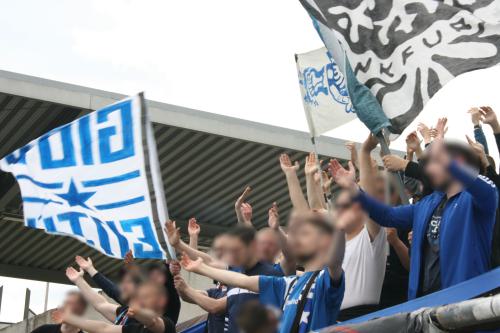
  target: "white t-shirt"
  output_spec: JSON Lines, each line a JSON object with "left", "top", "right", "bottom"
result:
{"left": 340, "top": 226, "right": 388, "bottom": 310}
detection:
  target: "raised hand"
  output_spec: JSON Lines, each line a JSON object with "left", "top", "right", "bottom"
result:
{"left": 124, "top": 250, "right": 134, "bottom": 266}
{"left": 169, "top": 260, "right": 182, "bottom": 276}
{"left": 321, "top": 171, "right": 333, "bottom": 194}
{"left": 417, "top": 122, "right": 432, "bottom": 144}
{"left": 279, "top": 154, "right": 300, "bottom": 174}
{"left": 188, "top": 218, "right": 200, "bottom": 237}
{"left": 382, "top": 155, "right": 409, "bottom": 172}
{"left": 165, "top": 220, "right": 181, "bottom": 247}
{"left": 466, "top": 135, "right": 489, "bottom": 168}
{"left": 180, "top": 254, "right": 203, "bottom": 273}
{"left": 75, "top": 256, "right": 93, "bottom": 272}
{"left": 173, "top": 275, "right": 188, "bottom": 292}
{"left": 405, "top": 131, "right": 421, "bottom": 154}
{"left": 480, "top": 106, "right": 500, "bottom": 133}
{"left": 235, "top": 186, "right": 251, "bottom": 209}
{"left": 345, "top": 142, "right": 359, "bottom": 169}
{"left": 435, "top": 117, "right": 448, "bottom": 139}
{"left": 304, "top": 152, "right": 319, "bottom": 176}
{"left": 66, "top": 267, "right": 84, "bottom": 283}
{"left": 240, "top": 203, "right": 253, "bottom": 224}
{"left": 329, "top": 159, "right": 356, "bottom": 190}
{"left": 361, "top": 133, "right": 379, "bottom": 152}
{"left": 468, "top": 107, "right": 482, "bottom": 126}
{"left": 268, "top": 202, "right": 280, "bottom": 230}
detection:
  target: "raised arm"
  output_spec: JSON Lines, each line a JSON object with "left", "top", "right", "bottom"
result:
{"left": 438, "top": 140, "right": 498, "bottom": 213}
{"left": 280, "top": 154, "right": 309, "bottom": 211}
{"left": 345, "top": 142, "right": 359, "bottom": 170}
{"left": 330, "top": 159, "right": 414, "bottom": 230}
{"left": 164, "top": 261, "right": 181, "bottom": 324}
{"left": 127, "top": 307, "right": 167, "bottom": 333}
{"left": 65, "top": 267, "right": 118, "bottom": 322}
{"left": 235, "top": 187, "right": 253, "bottom": 226}
{"left": 181, "top": 256, "right": 259, "bottom": 293}
{"left": 469, "top": 107, "right": 490, "bottom": 154}
{"left": 174, "top": 275, "right": 227, "bottom": 314}
{"left": 53, "top": 310, "right": 121, "bottom": 333}
{"left": 359, "top": 134, "right": 379, "bottom": 196}
{"left": 268, "top": 202, "right": 296, "bottom": 276}
{"left": 75, "top": 256, "right": 122, "bottom": 304}
{"left": 406, "top": 131, "right": 423, "bottom": 160}
{"left": 305, "top": 152, "right": 327, "bottom": 210}
{"left": 327, "top": 214, "right": 346, "bottom": 283}
{"left": 187, "top": 218, "right": 200, "bottom": 250}
{"left": 418, "top": 122, "right": 433, "bottom": 146}
{"left": 352, "top": 136, "right": 383, "bottom": 240}
{"left": 165, "top": 220, "right": 227, "bottom": 269}
{"left": 480, "top": 106, "right": 500, "bottom": 158}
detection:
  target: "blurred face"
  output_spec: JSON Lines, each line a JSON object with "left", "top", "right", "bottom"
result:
{"left": 373, "top": 177, "right": 387, "bottom": 202}
{"left": 212, "top": 234, "right": 232, "bottom": 262}
{"left": 63, "top": 293, "right": 86, "bottom": 316}
{"left": 334, "top": 191, "right": 364, "bottom": 233}
{"left": 425, "top": 150, "right": 451, "bottom": 190}
{"left": 119, "top": 274, "right": 138, "bottom": 303}
{"left": 149, "top": 269, "right": 166, "bottom": 285}
{"left": 135, "top": 284, "right": 166, "bottom": 314}
{"left": 225, "top": 236, "right": 254, "bottom": 268}
{"left": 257, "top": 229, "right": 280, "bottom": 264}
{"left": 288, "top": 219, "right": 331, "bottom": 265}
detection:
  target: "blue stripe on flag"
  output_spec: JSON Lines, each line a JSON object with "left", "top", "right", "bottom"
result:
{"left": 82, "top": 170, "right": 141, "bottom": 187}
{"left": 16, "top": 175, "right": 64, "bottom": 189}
{"left": 95, "top": 196, "right": 145, "bottom": 210}
{"left": 22, "top": 197, "right": 63, "bottom": 205}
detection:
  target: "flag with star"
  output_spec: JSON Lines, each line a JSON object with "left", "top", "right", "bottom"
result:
{"left": 0, "top": 93, "right": 173, "bottom": 259}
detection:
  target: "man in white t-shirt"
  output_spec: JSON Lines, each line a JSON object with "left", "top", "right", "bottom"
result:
{"left": 335, "top": 189, "right": 388, "bottom": 320}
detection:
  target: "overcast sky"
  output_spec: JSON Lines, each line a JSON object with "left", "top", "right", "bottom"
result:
{"left": 1, "top": 0, "right": 500, "bottom": 324}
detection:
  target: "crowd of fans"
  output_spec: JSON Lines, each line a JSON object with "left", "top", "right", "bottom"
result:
{"left": 33, "top": 106, "right": 500, "bottom": 333}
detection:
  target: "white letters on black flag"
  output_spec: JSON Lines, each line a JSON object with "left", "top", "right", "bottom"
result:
{"left": 300, "top": 0, "right": 500, "bottom": 134}
{"left": 0, "top": 94, "right": 173, "bottom": 259}
{"left": 296, "top": 47, "right": 356, "bottom": 137}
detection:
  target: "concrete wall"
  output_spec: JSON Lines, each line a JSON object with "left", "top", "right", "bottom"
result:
{"left": 0, "top": 271, "right": 213, "bottom": 333}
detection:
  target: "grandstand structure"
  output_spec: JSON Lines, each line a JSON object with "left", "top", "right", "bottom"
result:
{"left": 0, "top": 70, "right": 378, "bottom": 284}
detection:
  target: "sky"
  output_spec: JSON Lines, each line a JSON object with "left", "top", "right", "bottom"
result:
{"left": 1, "top": 0, "right": 500, "bottom": 324}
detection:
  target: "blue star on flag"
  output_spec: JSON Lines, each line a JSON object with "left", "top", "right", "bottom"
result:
{"left": 56, "top": 179, "right": 96, "bottom": 209}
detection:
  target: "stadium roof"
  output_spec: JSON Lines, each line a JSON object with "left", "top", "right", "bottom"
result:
{"left": 0, "top": 69, "right": 394, "bottom": 284}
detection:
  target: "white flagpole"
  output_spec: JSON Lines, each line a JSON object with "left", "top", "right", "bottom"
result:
{"left": 43, "top": 282, "right": 49, "bottom": 312}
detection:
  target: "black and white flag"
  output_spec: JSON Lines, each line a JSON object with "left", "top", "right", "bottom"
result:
{"left": 300, "top": 0, "right": 500, "bottom": 133}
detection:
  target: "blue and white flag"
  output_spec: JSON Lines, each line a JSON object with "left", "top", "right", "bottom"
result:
{"left": 296, "top": 47, "right": 356, "bottom": 137}
{"left": 0, "top": 94, "right": 172, "bottom": 259}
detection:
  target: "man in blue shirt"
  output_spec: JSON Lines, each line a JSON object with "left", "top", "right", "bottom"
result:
{"left": 180, "top": 211, "right": 346, "bottom": 333}
{"left": 167, "top": 223, "right": 282, "bottom": 333}
{"left": 330, "top": 139, "right": 498, "bottom": 300}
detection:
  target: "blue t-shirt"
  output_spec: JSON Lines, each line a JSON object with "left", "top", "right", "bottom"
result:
{"left": 206, "top": 285, "right": 228, "bottom": 333}
{"left": 226, "top": 262, "right": 283, "bottom": 333}
{"left": 259, "top": 268, "right": 345, "bottom": 333}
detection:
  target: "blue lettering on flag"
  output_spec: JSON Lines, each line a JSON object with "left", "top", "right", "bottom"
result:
{"left": 121, "top": 217, "right": 164, "bottom": 259}
{"left": 39, "top": 125, "right": 76, "bottom": 169}
{"left": 97, "top": 99, "right": 135, "bottom": 164}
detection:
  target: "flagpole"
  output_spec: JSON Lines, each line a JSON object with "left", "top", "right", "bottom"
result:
{"left": 375, "top": 130, "right": 409, "bottom": 204}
